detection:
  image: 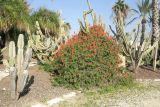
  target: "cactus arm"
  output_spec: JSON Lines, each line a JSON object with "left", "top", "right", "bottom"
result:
{"left": 1, "top": 47, "right": 7, "bottom": 52}
{"left": 86, "top": 0, "right": 94, "bottom": 18}
{"left": 10, "top": 67, "right": 17, "bottom": 99}
{"left": 24, "top": 48, "right": 32, "bottom": 70}
{"left": 17, "top": 34, "right": 24, "bottom": 75}
{"left": 78, "top": 19, "right": 88, "bottom": 34}
{"left": 8, "top": 41, "right": 17, "bottom": 99}
{"left": 9, "top": 41, "right": 16, "bottom": 66}
{"left": 17, "top": 70, "right": 29, "bottom": 94}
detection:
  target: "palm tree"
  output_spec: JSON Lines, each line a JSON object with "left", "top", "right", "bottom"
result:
{"left": 152, "top": 0, "right": 159, "bottom": 71}
{"left": 112, "top": 0, "right": 129, "bottom": 41}
{"left": 0, "top": 0, "right": 31, "bottom": 46}
{"left": 133, "top": 0, "right": 151, "bottom": 45}
{"left": 31, "top": 8, "right": 60, "bottom": 36}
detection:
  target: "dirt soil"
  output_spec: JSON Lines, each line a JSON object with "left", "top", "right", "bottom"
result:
{"left": 0, "top": 65, "right": 72, "bottom": 107}
{"left": 1, "top": 65, "right": 160, "bottom": 107}
{"left": 133, "top": 66, "right": 160, "bottom": 79}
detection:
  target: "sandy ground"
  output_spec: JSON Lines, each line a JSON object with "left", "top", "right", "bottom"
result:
{"left": 55, "top": 82, "right": 160, "bottom": 107}
{"left": 0, "top": 65, "right": 72, "bottom": 107}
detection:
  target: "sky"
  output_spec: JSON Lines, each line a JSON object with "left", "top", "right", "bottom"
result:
{"left": 27, "top": 0, "right": 137, "bottom": 35}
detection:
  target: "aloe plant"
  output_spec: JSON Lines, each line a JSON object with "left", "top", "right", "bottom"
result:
{"left": 3, "top": 34, "right": 32, "bottom": 100}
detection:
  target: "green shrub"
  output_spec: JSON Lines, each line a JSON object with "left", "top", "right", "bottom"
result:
{"left": 43, "top": 25, "right": 132, "bottom": 89}
{"left": 142, "top": 52, "right": 152, "bottom": 66}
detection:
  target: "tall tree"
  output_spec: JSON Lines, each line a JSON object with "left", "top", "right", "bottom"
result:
{"left": 0, "top": 0, "right": 31, "bottom": 46}
{"left": 152, "top": 0, "right": 159, "bottom": 71}
{"left": 111, "top": 0, "right": 157, "bottom": 72}
{"left": 134, "top": 0, "right": 151, "bottom": 46}
{"left": 31, "top": 8, "right": 60, "bottom": 36}
{"left": 112, "top": 0, "right": 129, "bottom": 41}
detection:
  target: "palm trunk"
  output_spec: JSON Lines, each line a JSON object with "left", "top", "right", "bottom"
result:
{"left": 152, "top": 0, "right": 159, "bottom": 71}
{"left": 116, "top": 11, "right": 125, "bottom": 42}
{"left": 140, "top": 18, "right": 146, "bottom": 46}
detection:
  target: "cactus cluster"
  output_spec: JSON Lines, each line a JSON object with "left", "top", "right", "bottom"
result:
{"left": 110, "top": 18, "right": 159, "bottom": 72}
{"left": 79, "top": 0, "right": 106, "bottom": 34}
{"left": 28, "top": 14, "right": 69, "bottom": 63}
{"left": 3, "top": 34, "right": 32, "bottom": 100}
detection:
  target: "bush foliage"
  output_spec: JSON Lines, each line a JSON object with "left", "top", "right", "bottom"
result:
{"left": 43, "top": 25, "right": 132, "bottom": 89}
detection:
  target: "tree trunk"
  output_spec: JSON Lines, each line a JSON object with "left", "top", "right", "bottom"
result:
{"left": 140, "top": 18, "right": 146, "bottom": 46}
{"left": 152, "top": 0, "right": 160, "bottom": 71}
{"left": 115, "top": 11, "right": 126, "bottom": 50}
{"left": 153, "top": 45, "right": 158, "bottom": 71}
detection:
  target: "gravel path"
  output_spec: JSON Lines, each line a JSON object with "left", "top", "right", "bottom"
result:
{"left": 56, "top": 82, "right": 160, "bottom": 107}
{"left": 105, "top": 82, "right": 160, "bottom": 107}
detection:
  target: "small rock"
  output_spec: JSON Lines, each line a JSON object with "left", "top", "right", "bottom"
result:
{"left": 5, "top": 69, "right": 9, "bottom": 73}
{"left": 2, "top": 88, "right": 6, "bottom": 91}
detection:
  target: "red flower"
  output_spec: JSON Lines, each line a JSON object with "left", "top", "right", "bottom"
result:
{"left": 107, "top": 36, "right": 112, "bottom": 41}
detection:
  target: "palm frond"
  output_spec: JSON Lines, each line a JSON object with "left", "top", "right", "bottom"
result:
{"left": 127, "top": 17, "right": 138, "bottom": 26}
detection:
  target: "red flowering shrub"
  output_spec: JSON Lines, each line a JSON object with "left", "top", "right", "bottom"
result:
{"left": 44, "top": 25, "right": 132, "bottom": 89}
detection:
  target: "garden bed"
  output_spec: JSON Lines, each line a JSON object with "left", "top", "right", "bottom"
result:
{"left": 0, "top": 65, "right": 72, "bottom": 107}
{"left": 1, "top": 65, "right": 160, "bottom": 107}
{"left": 133, "top": 66, "right": 160, "bottom": 79}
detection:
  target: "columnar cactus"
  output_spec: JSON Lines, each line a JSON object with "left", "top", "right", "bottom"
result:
{"left": 79, "top": 0, "right": 106, "bottom": 34}
{"left": 78, "top": 9, "right": 93, "bottom": 34}
{"left": 110, "top": 18, "right": 159, "bottom": 72}
{"left": 3, "top": 34, "right": 32, "bottom": 100}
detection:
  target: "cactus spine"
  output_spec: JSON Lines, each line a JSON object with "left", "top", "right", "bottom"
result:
{"left": 3, "top": 34, "right": 32, "bottom": 100}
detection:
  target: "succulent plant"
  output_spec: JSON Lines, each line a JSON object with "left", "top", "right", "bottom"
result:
{"left": 79, "top": 0, "right": 106, "bottom": 34}
{"left": 28, "top": 15, "right": 69, "bottom": 64}
{"left": 3, "top": 34, "right": 32, "bottom": 100}
{"left": 110, "top": 18, "right": 159, "bottom": 72}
